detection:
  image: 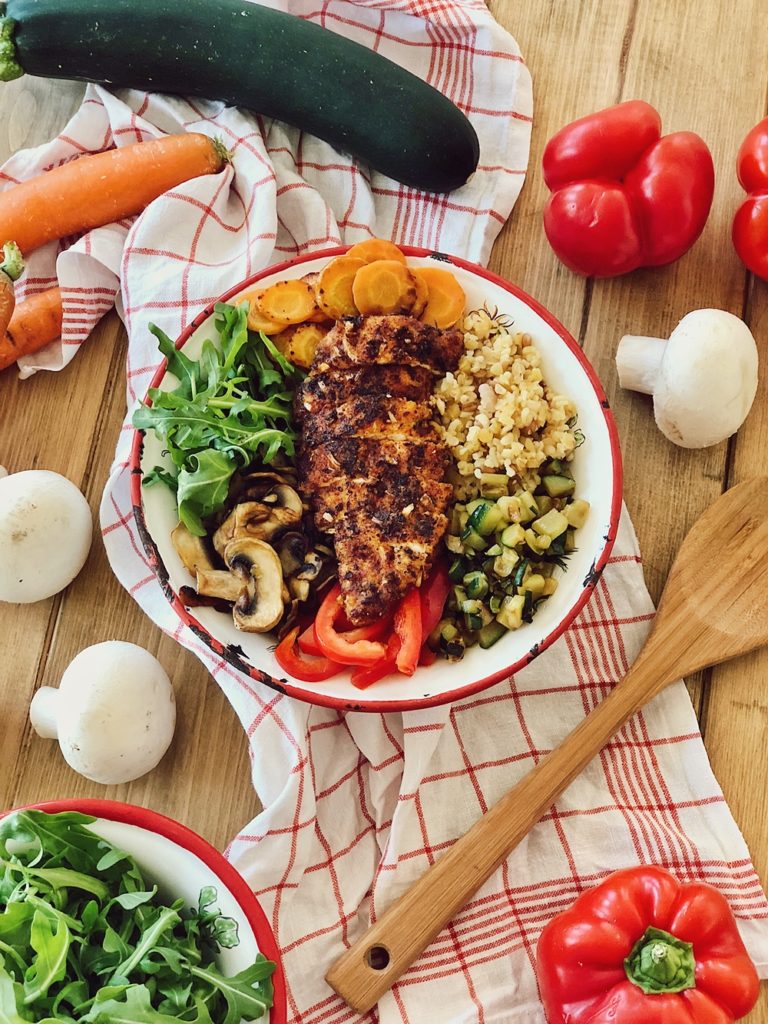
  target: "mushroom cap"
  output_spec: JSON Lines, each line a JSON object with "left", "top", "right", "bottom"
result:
{"left": 55, "top": 641, "right": 176, "bottom": 784}
{"left": 654, "top": 309, "right": 759, "bottom": 448}
{"left": 0, "top": 470, "right": 92, "bottom": 603}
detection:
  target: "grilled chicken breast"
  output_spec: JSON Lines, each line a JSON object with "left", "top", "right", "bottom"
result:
{"left": 297, "top": 314, "right": 463, "bottom": 624}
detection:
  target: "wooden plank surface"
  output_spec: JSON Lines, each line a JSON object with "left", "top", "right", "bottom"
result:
{"left": 1, "top": 2, "right": 767, "bottom": 1018}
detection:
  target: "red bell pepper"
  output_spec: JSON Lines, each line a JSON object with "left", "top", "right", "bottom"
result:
{"left": 733, "top": 117, "right": 768, "bottom": 280}
{"left": 394, "top": 588, "right": 422, "bottom": 675}
{"left": 351, "top": 634, "right": 401, "bottom": 689}
{"left": 542, "top": 100, "right": 715, "bottom": 277}
{"left": 536, "top": 865, "right": 759, "bottom": 1024}
{"left": 274, "top": 627, "right": 342, "bottom": 682}
{"left": 314, "top": 584, "right": 387, "bottom": 665}
{"left": 298, "top": 617, "right": 391, "bottom": 657}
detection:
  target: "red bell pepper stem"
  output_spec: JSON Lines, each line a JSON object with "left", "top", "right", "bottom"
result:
{"left": 274, "top": 627, "right": 342, "bottom": 682}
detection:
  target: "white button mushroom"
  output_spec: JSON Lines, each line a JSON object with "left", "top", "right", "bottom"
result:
{"left": 0, "top": 469, "right": 92, "bottom": 602}
{"left": 616, "top": 310, "right": 759, "bottom": 449}
{"left": 29, "top": 641, "right": 176, "bottom": 785}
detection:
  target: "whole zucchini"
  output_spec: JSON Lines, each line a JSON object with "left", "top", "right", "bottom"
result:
{"left": 0, "top": 0, "right": 480, "bottom": 193}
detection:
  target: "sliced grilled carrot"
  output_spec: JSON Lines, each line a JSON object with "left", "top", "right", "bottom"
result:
{"left": 0, "top": 285, "right": 62, "bottom": 371}
{"left": 411, "top": 268, "right": 429, "bottom": 317}
{"left": 257, "top": 279, "right": 316, "bottom": 325}
{"left": 238, "top": 290, "right": 290, "bottom": 335}
{"left": 301, "top": 271, "right": 331, "bottom": 322}
{"left": 352, "top": 259, "right": 418, "bottom": 315}
{"left": 273, "top": 322, "right": 329, "bottom": 368}
{"left": 414, "top": 266, "right": 465, "bottom": 327}
{"left": 316, "top": 255, "right": 366, "bottom": 319}
{"left": 346, "top": 238, "right": 406, "bottom": 264}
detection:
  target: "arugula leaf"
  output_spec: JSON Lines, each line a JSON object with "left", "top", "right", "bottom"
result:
{"left": 0, "top": 812, "right": 274, "bottom": 1022}
{"left": 23, "top": 911, "right": 70, "bottom": 1003}
{"left": 134, "top": 300, "right": 303, "bottom": 535}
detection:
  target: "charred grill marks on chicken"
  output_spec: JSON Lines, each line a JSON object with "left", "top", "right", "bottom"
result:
{"left": 296, "top": 315, "right": 463, "bottom": 624}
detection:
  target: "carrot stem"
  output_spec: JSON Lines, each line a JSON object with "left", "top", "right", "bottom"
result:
{"left": 0, "top": 241, "right": 23, "bottom": 281}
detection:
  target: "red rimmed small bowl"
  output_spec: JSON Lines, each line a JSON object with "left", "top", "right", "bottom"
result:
{"left": 131, "top": 247, "right": 622, "bottom": 713}
{"left": 1, "top": 799, "right": 286, "bottom": 1024}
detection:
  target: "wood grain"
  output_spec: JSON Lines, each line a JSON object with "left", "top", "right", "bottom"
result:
{"left": 1, "top": 2, "right": 768, "bottom": 1017}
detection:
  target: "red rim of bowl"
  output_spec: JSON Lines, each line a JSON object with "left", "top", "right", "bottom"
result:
{"left": 1, "top": 798, "right": 287, "bottom": 1024}
{"left": 129, "top": 245, "right": 623, "bottom": 713}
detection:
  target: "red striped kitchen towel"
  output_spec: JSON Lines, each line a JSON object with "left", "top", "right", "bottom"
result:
{"left": 4, "top": 0, "right": 767, "bottom": 1020}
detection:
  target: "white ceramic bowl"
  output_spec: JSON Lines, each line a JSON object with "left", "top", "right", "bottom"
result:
{"left": 1, "top": 800, "right": 286, "bottom": 1023}
{"left": 131, "top": 247, "right": 622, "bottom": 712}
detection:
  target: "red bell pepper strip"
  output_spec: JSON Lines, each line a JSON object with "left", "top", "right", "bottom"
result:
{"left": 314, "top": 584, "right": 387, "bottom": 665}
{"left": 352, "top": 634, "right": 401, "bottom": 689}
{"left": 274, "top": 627, "right": 342, "bottom": 682}
{"left": 418, "top": 644, "right": 437, "bottom": 667}
{"left": 733, "top": 117, "right": 768, "bottom": 280}
{"left": 542, "top": 100, "right": 714, "bottom": 277}
{"left": 298, "top": 617, "right": 391, "bottom": 657}
{"left": 536, "top": 865, "right": 759, "bottom": 1024}
{"left": 419, "top": 560, "right": 452, "bottom": 638}
{"left": 394, "top": 588, "right": 422, "bottom": 675}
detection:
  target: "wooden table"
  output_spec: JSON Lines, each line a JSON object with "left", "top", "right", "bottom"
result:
{"left": 1, "top": 2, "right": 767, "bottom": 1018}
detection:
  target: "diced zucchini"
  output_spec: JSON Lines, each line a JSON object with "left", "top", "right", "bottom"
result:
{"left": 453, "top": 585, "right": 468, "bottom": 607}
{"left": 497, "top": 594, "right": 525, "bottom": 630}
{"left": 478, "top": 620, "right": 507, "bottom": 648}
{"left": 513, "top": 558, "right": 529, "bottom": 588}
{"left": 544, "top": 458, "right": 570, "bottom": 477}
{"left": 486, "top": 543, "right": 502, "bottom": 557}
{"left": 468, "top": 500, "right": 505, "bottom": 536}
{"left": 564, "top": 528, "right": 576, "bottom": 553}
{"left": 479, "top": 472, "right": 510, "bottom": 499}
{"left": 532, "top": 509, "right": 569, "bottom": 539}
{"left": 461, "top": 527, "right": 487, "bottom": 552}
{"left": 463, "top": 571, "right": 489, "bottom": 599}
{"left": 565, "top": 499, "right": 590, "bottom": 529}
{"left": 536, "top": 494, "right": 554, "bottom": 515}
{"left": 521, "top": 573, "right": 546, "bottom": 596}
{"left": 445, "top": 534, "right": 464, "bottom": 555}
{"left": 497, "top": 495, "right": 522, "bottom": 522}
{"left": 464, "top": 611, "right": 483, "bottom": 632}
{"left": 448, "top": 557, "right": 467, "bottom": 582}
{"left": 522, "top": 589, "right": 534, "bottom": 622}
{"left": 493, "top": 549, "right": 520, "bottom": 578}
{"left": 525, "top": 527, "right": 551, "bottom": 553}
{"left": 460, "top": 598, "right": 483, "bottom": 616}
{"left": 542, "top": 577, "right": 558, "bottom": 596}
{"left": 517, "top": 490, "right": 538, "bottom": 522}
{"left": 500, "top": 523, "right": 525, "bottom": 549}
{"left": 489, "top": 594, "right": 503, "bottom": 614}
{"left": 543, "top": 474, "right": 576, "bottom": 498}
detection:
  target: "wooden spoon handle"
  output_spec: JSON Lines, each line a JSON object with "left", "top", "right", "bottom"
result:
{"left": 326, "top": 654, "right": 664, "bottom": 1013}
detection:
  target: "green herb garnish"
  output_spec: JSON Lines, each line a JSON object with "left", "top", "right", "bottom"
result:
{"left": 133, "top": 301, "right": 303, "bottom": 536}
{"left": 0, "top": 810, "right": 275, "bottom": 1022}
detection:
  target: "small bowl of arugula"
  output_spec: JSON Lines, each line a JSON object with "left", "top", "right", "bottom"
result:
{"left": 0, "top": 800, "right": 286, "bottom": 1023}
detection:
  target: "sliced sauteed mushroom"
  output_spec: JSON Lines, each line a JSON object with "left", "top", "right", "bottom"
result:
{"left": 226, "top": 537, "right": 285, "bottom": 633}
{"left": 278, "top": 532, "right": 308, "bottom": 576}
{"left": 196, "top": 568, "right": 246, "bottom": 603}
{"left": 296, "top": 551, "right": 323, "bottom": 582}
{"left": 213, "top": 485, "right": 304, "bottom": 552}
{"left": 172, "top": 523, "right": 215, "bottom": 576}
{"left": 289, "top": 578, "right": 311, "bottom": 602}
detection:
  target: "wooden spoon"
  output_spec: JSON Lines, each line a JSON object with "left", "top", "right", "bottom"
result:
{"left": 326, "top": 476, "right": 768, "bottom": 1013}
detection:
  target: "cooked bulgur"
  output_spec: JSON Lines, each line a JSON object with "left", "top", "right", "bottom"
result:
{"left": 433, "top": 309, "right": 579, "bottom": 496}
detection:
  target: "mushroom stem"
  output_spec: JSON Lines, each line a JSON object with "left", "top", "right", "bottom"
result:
{"left": 29, "top": 686, "right": 60, "bottom": 739}
{"left": 615, "top": 335, "right": 666, "bottom": 395}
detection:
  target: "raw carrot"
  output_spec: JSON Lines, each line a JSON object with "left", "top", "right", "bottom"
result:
{"left": 352, "top": 259, "right": 418, "bottom": 315}
{"left": 0, "top": 284, "right": 61, "bottom": 371}
{"left": 414, "top": 266, "right": 465, "bottom": 327}
{"left": 0, "top": 133, "right": 229, "bottom": 255}
{"left": 346, "top": 238, "right": 406, "bottom": 264}
{"left": 316, "top": 255, "right": 366, "bottom": 319}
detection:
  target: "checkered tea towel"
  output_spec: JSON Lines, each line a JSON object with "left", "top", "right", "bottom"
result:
{"left": 5, "top": 0, "right": 767, "bottom": 1020}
